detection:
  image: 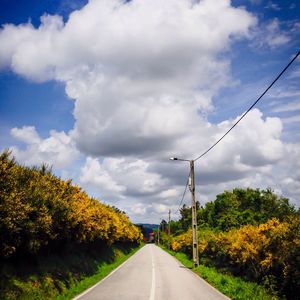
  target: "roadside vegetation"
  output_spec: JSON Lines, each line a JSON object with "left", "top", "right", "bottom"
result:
{"left": 163, "top": 247, "right": 274, "bottom": 300}
{"left": 0, "top": 150, "right": 142, "bottom": 299}
{"left": 1, "top": 242, "right": 142, "bottom": 300}
{"left": 158, "top": 188, "right": 299, "bottom": 299}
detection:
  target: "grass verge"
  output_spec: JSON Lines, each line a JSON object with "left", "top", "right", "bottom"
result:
{"left": 161, "top": 246, "right": 277, "bottom": 300}
{"left": 0, "top": 242, "right": 143, "bottom": 300}
{"left": 57, "top": 243, "right": 143, "bottom": 300}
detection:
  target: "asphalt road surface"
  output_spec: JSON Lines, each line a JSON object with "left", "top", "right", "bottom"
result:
{"left": 74, "top": 244, "right": 230, "bottom": 300}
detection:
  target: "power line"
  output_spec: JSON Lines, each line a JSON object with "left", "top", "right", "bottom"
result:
{"left": 194, "top": 50, "right": 300, "bottom": 162}
{"left": 173, "top": 51, "right": 300, "bottom": 218}
{"left": 174, "top": 170, "right": 191, "bottom": 214}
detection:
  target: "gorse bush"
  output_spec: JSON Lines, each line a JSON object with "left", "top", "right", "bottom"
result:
{"left": 161, "top": 187, "right": 298, "bottom": 299}
{"left": 0, "top": 151, "right": 142, "bottom": 259}
{"left": 171, "top": 217, "right": 300, "bottom": 298}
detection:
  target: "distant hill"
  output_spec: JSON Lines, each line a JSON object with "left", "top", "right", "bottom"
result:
{"left": 136, "top": 223, "right": 159, "bottom": 229}
{"left": 135, "top": 223, "right": 158, "bottom": 239}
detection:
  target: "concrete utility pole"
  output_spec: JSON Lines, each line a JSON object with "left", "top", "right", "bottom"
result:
{"left": 189, "top": 160, "right": 199, "bottom": 268}
{"left": 168, "top": 209, "right": 171, "bottom": 249}
{"left": 157, "top": 224, "right": 160, "bottom": 245}
{"left": 170, "top": 157, "right": 199, "bottom": 268}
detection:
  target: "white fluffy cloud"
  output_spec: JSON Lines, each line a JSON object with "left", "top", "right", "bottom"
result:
{"left": 75, "top": 108, "right": 291, "bottom": 221}
{"left": 10, "top": 126, "right": 79, "bottom": 168}
{"left": 79, "top": 157, "right": 126, "bottom": 200}
{"left": 0, "top": 0, "right": 256, "bottom": 159}
{"left": 79, "top": 156, "right": 167, "bottom": 199}
{"left": 1, "top": 0, "right": 298, "bottom": 222}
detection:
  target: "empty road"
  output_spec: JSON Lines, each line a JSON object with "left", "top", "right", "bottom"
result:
{"left": 75, "top": 244, "right": 229, "bottom": 300}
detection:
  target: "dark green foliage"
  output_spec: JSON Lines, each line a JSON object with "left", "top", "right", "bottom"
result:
{"left": 159, "top": 219, "right": 168, "bottom": 232}
{"left": 169, "top": 220, "right": 183, "bottom": 235}
{"left": 177, "top": 201, "right": 200, "bottom": 231}
{"left": 170, "top": 187, "right": 298, "bottom": 299}
{"left": 198, "top": 188, "right": 295, "bottom": 231}
{"left": 136, "top": 224, "right": 157, "bottom": 240}
{"left": 0, "top": 150, "right": 143, "bottom": 299}
{"left": 0, "top": 242, "right": 141, "bottom": 300}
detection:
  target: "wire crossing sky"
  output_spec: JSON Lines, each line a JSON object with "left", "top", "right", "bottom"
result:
{"left": 194, "top": 50, "right": 300, "bottom": 162}
{"left": 174, "top": 170, "right": 191, "bottom": 215}
{"left": 175, "top": 51, "right": 300, "bottom": 215}
{"left": 0, "top": 0, "right": 300, "bottom": 223}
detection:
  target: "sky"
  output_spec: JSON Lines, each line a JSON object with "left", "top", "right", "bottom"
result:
{"left": 0, "top": 0, "right": 299, "bottom": 223}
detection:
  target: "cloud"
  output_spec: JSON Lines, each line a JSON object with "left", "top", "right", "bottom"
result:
{"left": 79, "top": 157, "right": 126, "bottom": 201}
{"left": 288, "top": 66, "right": 300, "bottom": 79}
{"left": 79, "top": 156, "right": 168, "bottom": 200}
{"left": 130, "top": 203, "right": 149, "bottom": 216}
{"left": 2, "top": 0, "right": 299, "bottom": 222}
{"left": 265, "top": 2, "right": 281, "bottom": 11}
{"left": 282, "top": 115, "right": 300, "bottom": 124}
{"left": 10, "top": 126, "right": 79, "bottom": 168}
{"left": 0, "top": 0, "right": 256, "bottom": 160}
{"left": 252, "top": 18, "right": 291, "bottom": 49}
{"left": 274, "top": 142, "right": 300, "bottom": 205}
{"left": 264, "top": 19, "right": 290, "bottom": 47}
{"left": 268, "top": 89, "right": 300, "bottom": 100}
{"left": 168, "top": 109, "right": 284, "bottom": 185}
{"left": 11, "top": 126, "right": 40, "bottom": 144}
{"left": 0, "top": 15, "right": 65, "bottom": 80}
{"left": 272, "top": 101, "right": 300, "bottom": 113}
{"left": 76, "top": 108, "right": 290, "bottom": 222}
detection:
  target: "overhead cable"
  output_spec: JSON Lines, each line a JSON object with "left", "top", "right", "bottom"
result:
{"left": 174, "top": 170, "right": 191, "bottom": 215}
{"left": 194, "top": 50, "right": 300, "bottom": 162}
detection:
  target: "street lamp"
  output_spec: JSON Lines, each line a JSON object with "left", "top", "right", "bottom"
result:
{"left": 169, "top": 157, "right": 189, "bottom": 162}
{"left": 169, "top": 157, "right": 199, "bottom": 268}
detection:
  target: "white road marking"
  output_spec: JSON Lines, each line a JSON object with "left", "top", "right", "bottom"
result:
{"left": 73, "top": 246, "right": 144, "bottom": 300}
{"left": 149, "top": 245, "right": 156, "bottom": 300}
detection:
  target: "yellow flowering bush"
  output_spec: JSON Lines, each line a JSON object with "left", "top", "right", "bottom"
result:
{"left": 0, "top": 151, "right": 142, "bottom": 258}
{"left": 171, "top": 229, "right": 192, "bottom": 252}
{"left": 170, "top": 217, "right": 299, "bottom": 297}
{"left": 204, "top": 218, "right": 299, "bottom": 297}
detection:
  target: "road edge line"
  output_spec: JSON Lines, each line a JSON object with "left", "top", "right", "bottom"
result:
{"left": 73, "top": 245, "right": 145, "bottom": 300}
{"left": 157, "top": 245, "right": 230, "bottom": 300}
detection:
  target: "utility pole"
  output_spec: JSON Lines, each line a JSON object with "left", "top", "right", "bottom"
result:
{"left": 189, "top": 160, "right": 199, "bottom": 267}
{"left": 157, "top": 224, "right": 160, "bottom": 245}
{"left": 168, "top": 209, "right": 171, "bottom": 249}
{"left": 169, "top": 157, "right": 199, "bottom": 268}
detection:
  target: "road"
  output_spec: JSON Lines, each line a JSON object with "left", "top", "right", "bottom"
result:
{"left": 74, "top": 244, "right": 230, "bottom": 300}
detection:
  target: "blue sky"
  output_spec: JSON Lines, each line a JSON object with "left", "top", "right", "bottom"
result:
{"left": 0, "top": 0, "right": 299, "bottom": 223}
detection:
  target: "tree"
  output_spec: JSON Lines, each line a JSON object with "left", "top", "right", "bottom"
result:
{"left": 179, "top": 204, "right": 191, "bottom": 231}
{"left": 160, "top": 219, "right": 168, "bottom": 232}
{"left": 198, "top": 188, "right": 295, "bottom": 231}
